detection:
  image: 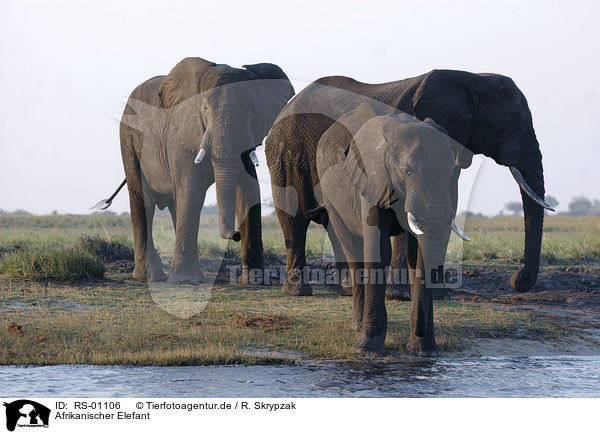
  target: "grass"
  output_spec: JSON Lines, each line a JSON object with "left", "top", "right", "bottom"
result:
{"left": 0, "top": 246, "right": 105, "bottom": 282}
{"left": 0, "top": 279, "right": 572, "bottom": 366}
{"left": 447, "top": 216, "right": 600, "bottom": 265}
{"left": 0, "top": 213, "right": 596, "bottom": 365}
{"left": 1, "top": 214, "right": 599, "bottom": 266}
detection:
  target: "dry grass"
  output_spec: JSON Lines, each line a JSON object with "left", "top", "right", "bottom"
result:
{"left": 0, "top": 213, "right": 594, "bottom": 365}
{"left": 0, "top": 277, "right": 572, "bottom": 366}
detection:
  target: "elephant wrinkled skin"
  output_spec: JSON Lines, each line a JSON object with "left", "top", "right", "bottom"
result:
{"left": 316, "top": 103, "right": 464, "bottom": 355}
{"left": 266, "top": 70, "right": 550, "bottom": 300}
{"left": 115, "top": 57, "right": 294, "bottom": 284}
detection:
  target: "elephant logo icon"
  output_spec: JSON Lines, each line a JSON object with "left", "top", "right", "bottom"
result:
{"left": 3, "top": 400, "right": 50, "bottom": 432}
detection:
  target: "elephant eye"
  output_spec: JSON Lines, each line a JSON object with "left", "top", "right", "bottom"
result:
{"left": 405, "top": 168, "right": 412, "bottom": 176}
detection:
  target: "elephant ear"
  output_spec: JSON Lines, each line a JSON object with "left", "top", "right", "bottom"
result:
{"left": 412, "top": 69, "right": 484, "bottom": 146}
{"left": 343, "top": 113, "right": 394, "bottom": 207}
{"left": 317, "top": 103, "right": 378, "bottom": 176}
{"left": 243, "top": 63, "right": 295, "bottom": 143}
{"left": 159, "top": 57, "right": 216, "bottom": 108}
{"left": 423, "top": 117, "right": 473, "bottom": 169}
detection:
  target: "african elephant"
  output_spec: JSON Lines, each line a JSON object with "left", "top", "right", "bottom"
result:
{"left": 100, "top": 57, "right": 294, "bottom": 284}
{"left": 266, "top": 70, "right": 553, "bottom": 299}
{"left": 315, "top": 103, "right": 467, "bottom": 355}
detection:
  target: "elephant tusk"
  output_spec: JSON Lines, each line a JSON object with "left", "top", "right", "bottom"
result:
{"left": 407, "top": 212, "right": 424, "bottom": 235}
{"left": 249, "top": 150, "right": 259, "bottom": 167}
{"left": 509, "top": 167, "right": 555, "bottom": 211}
{"left": 194, "top": 148, "right": 207, "bottom": 164}
{"left": 451, "top": 220, "right": 471, "bottom": 242}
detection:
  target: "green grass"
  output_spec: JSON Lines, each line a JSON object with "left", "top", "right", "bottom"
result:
{"left": 446, "top": 216, "right": 600, "bottom": 265}
{"left": 0, "top": 246, "right": 105, "bottom": 282}
{"left": 2, "top": 214, "right": 598, "bottom": 267}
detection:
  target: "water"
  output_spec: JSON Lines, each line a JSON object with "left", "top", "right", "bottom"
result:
{"left": 1, "top": 356, "right": 599, "bottom": 397}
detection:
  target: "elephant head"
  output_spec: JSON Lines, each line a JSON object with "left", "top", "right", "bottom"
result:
{"left": 412, "top": 70, "right": 552, "bottom": 291}
{"left": 349, "top": 110, "right": 456, "bottom": 269}
{"left": 159, "top": 57, "right": 294, "bottom": 240}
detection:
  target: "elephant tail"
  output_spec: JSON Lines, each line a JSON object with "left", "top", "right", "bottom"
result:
{"left": 301, "top": 206, "right": 329, "bottom": 225}
{"left": 91, "top": 178, "right": 127, "bottom": 210}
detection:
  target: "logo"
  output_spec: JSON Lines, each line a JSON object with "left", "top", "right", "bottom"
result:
{"left": 3, "top": 401, "right": 50, "bottom": 432}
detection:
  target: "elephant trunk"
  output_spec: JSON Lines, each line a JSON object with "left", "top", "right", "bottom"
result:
{"left": 213, "top": 158, "right": 242, "bottom": 242}
{"left": 510, "top": 149, "right": 545, "bottom": 292}
{"left": 412, "top": 224, "right": 450, "bottom": 337}
{"left": 406, "top": 186, "right": 452, "bottom": 336}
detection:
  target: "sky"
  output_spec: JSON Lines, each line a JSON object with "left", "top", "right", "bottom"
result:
{"left": 1, "top": 0, "right": 599, "bottom": 216}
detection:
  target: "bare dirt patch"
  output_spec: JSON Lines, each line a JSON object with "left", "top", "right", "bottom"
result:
{"left": 454, "top": 265, "right": 600, "bottom": 312}
{"left": 232, "top": 314, "right": 293, "bottom": 333}
{"left": 6, "top": 322, "right": 23, "bottom": 336}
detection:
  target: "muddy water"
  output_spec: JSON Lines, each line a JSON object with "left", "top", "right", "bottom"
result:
{"left": 1, "top": 356, "right": 599, "bottom": 397}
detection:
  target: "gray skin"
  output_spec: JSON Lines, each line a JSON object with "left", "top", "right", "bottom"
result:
{"left": 316, "top": 103, "right": 462, "bottom": 356}
{"left": 119, "top": 57, "right": 294, "bottom": 284}
{"left": 266, "top": 70, "right": 550, "bottom": 301}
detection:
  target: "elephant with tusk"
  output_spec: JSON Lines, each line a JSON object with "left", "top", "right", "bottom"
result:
{"left": 97, "top": 57, "right": 294, "bottom": 284}
{"left": 266, "top": 70, "right": 553, "bottom": 300}
{"left": 314, "top": 103, "right": 470, "bottom": 356}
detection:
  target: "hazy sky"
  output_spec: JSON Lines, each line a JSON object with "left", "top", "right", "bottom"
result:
{"left": 1, "top": 0, "right": 599, "bottom": 215}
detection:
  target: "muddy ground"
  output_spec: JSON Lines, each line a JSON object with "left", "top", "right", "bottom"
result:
{"left": 456, "top": 265, "right": 600, "bottom": 312}
{"left": 107, "top": 250, "right": 600, "bottom": 321}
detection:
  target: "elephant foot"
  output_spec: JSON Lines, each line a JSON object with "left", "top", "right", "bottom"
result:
{"left": 148, "top": 267, "right": 167, "bottom": 282}
{"left": 132, "top": 262, "right": 167, "bottom": 282}
{"left": 510, "top": 268, "right": 535, "bottom": 293}
{"left": 330, "top": 283, "right": 353, "bottom": 296}
{"left": 335, "top": 272, "right": 353, "bottom": 296}
{"left": 385, "top": 283, "right": 411, "bottom": 301}
{"left": 353, "top": 332, "right": 386, "bottom": 356}
{"left": 132, "top": 265, "right": 147, "bottom": 282}
{"left": 407, "top": 335, "right": 439, "bottom": 357}
{"left": 237, "top": 265, "right": 268, "bottom": 285}
{"left": 167, "top": 266, "right": 205, "bottom": 286}
{"left": 281, "top": 279, "right": 312, "bottom": 296}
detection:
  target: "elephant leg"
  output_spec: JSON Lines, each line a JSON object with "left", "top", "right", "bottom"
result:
{"left": 386, "top": 233, "right": 412, "bottom": 300}
{"left": 122, "top": 146, "right": 163, "bottom": 282}
{"left": 325, "top": 225, "right": 353, "bottom": 296}
{"left": 168, "top": 203, "right": 177, "bottom": 231}
{"left": 143, "top": 204, "right": 167, "bottom": 282}
{"left": 236, "top": 155, "right": 264, "bottom": 285}
{"left": 406, "top": 236, "right": 439, "bottom": 357}
{"left": 128, "top": 189, "right": 150, "bottom": 282}
{"left": 353, "top": 204, "right": 391, "bottom": 356}
{"left": 127, "top": 180, "right": 148, "bottom": 283}
{"left": 168, "top": 181, "right": 206, "bottom": 285}
{"left": 350, "top": 261, "right": 365, "bottom": 332}
{"left": 277, "top": 209, "right": 312, "bottom": 296}
{"left": 327, "top": 210, "right": 363, "bottom": 328}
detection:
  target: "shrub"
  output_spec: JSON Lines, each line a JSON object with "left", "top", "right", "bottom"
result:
{"left": 0, "top": 246, "right": 105, "bottom": 281}
{"left": 78, "top": 236, "right": 133, "bottom": 263}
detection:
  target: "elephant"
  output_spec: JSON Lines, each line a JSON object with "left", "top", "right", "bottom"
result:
{"left": 98, "top": 57, "right": 294, "bottom": 284}
{"left": 315, "top": 103, "right": 468, "bottom": 355}
{"left": 265, "top": 70, "right": 553, "bottom": 299}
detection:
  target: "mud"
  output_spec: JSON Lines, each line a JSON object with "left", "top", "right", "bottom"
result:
{"left": 104, "top": 255, "right": 600, "bottom": 319}
{"left": 454, "top": 265, "right": 600, "bottom": 313}
{"left": 232, "top": 314, "right": 293, "bottom": 333}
